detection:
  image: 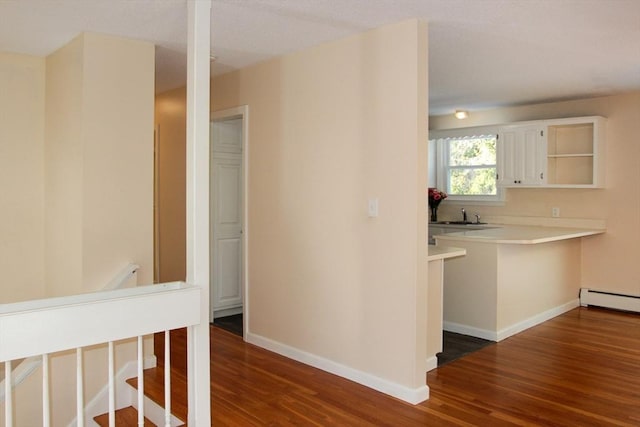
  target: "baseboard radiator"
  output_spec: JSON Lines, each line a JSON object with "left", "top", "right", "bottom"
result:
{"left": 580, "top": 288, "right": 640, "bottom": 313}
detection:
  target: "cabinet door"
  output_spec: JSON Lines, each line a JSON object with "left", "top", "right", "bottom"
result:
{"left": 497, "top": 129, "right": 518, "bottom": 186}
{"left": 520, "top": 126, "right": 546, "bottom": 185}
{"left": 498, "top": 125, "right": 545, "bottom": 186}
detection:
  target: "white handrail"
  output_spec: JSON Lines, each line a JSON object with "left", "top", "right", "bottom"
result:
{"left": 0, "top": 263, "right": 141, "bottom": 401}
{"left": 0, "top": 282, "right": 200, "bottom": 425}
{"left": 0, "top": 282, "right": 199, "bottom": 362}
{"left": 101, "top": 263, "right": 140, "bottom": 291}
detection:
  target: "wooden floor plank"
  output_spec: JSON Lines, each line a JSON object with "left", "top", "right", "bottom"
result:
{"left": 143, "top": 307, "right": 639, "bottom": 426}
{"left": 93, "top": 406, "right": 155, "bottom": 426}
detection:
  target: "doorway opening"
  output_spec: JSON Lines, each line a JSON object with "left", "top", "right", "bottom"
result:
{"left": 209, "top": 106, "right": 249, "bottom": 339}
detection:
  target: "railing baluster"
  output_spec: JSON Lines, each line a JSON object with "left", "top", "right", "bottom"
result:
{"left": 108, "top": 341, "right": 115, "bottom": 427}
{"left": 76, "top": 348, "right": 84, "bottom": 427}
{"left": 42, "top": 354, "right": 50, "bottom": 427}
{"left": 5, "top": 360, "right": 12, "bottom": 427}
{"left": 137, "top": 335, "right": 144, "bottom": 426}
{"left": 164, "top": 330, "right": 171, "bottom": 427}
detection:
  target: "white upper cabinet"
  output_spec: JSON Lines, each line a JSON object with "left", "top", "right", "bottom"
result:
{"left": 497, "top": 116, "right": 606, "bottom": 189}
{"left": 544, "top": 116, "right": 606, "bottom": 188}
{"left": 497, "top": 124, "right": 546, "bottom": 187}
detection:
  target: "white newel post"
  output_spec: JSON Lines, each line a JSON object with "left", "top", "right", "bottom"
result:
{"left": 185, "top": 0, "right": 212, "bottom": 425}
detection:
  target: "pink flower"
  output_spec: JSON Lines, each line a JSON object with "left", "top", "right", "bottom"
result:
{"left": 428, "top": 187, "right": 447, "bottom": 207}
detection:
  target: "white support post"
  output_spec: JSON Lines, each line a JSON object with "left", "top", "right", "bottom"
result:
{"left": 76, "top": 349, "right": 83, "bottom": 427}
{"left": 108, "top": 341, "right": 115, "bottom": 427}
{"left": 43, "top": 354, "right": 50, "bottom": 427}
{"left": 137, "top": 336, "right": 144, "bottom": 426}
{"left": 164, "top": 330, "right": 172, "bottom": 427}
{"left": 186, "top": 0, "right": 212, "bottom": 425}
{"left": 5, "top": 360, "right": 12, "bottom": 427}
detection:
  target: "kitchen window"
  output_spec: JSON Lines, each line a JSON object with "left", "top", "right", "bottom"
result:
{"left": 429, "top": 126, "right": 503, "bottom": 203}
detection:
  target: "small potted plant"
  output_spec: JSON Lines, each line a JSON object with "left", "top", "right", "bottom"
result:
{"left": 428, "top": 187, "right": 447, "bottom": 222}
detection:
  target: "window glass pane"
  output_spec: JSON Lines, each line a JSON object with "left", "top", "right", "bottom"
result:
{"left": 449, "top": 137, "right": 496, "bottom": 166}
{"left": 449, "top": 168, "right": 497, "bottom": 195}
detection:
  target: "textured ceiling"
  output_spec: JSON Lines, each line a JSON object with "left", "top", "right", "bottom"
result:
{"left": 1, "top": 0, "right": 639, "bottom": 115}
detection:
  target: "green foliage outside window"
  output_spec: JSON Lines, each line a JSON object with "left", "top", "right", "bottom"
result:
{"left": 447, "top": 137, "right": 497, "bottom": 196}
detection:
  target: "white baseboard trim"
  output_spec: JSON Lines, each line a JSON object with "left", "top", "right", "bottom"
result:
{"left": 213, "top": 306, "right": 243, "bottom": 319}
{"left": 70, "top": 354, "right": 157, "bottom": 427}
{"left": 425, "top": 356, "right": 438, "bottom": 372}
{"left": 444, "top": 299, "right": 580, "bottom": 343}
{"left": 496, "top": 299, "right": 579, "bottom": 342}
{"left": 246, "top": 332, "right": 429, "bottom": 405}
{"left": 580, "top": 288, "right": 640, "bottom": 313}
{"left": 443, "top": 322, "right": 497, "bottom": 341}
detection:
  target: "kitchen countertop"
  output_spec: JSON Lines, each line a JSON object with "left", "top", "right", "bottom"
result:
{"left": 433, "top": 225, "right": 604, "bottom": 245}
{"left": 427, "top": 245, "right": 466, "bottom": 261}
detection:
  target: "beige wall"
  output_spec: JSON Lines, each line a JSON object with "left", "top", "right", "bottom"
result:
{"left": 0, "top": 52, "right": 46, "bottom": 303}
{"left": 0, "top": 33, "right": 155, "bottom": 425}
{"left": 45, "top": 33, "right": 155, "bottom": 296}
{"left": 430, "top": 92, "right": 640, "bottom": 297}
{"left": 80, "top": 32, "right": 155, "bottom": 291}
{"left": 45, "top": 35, "right": 85, "bottom": 297}
{"left": 155, "top": 88, "right": 187, "bottom": 282}
{"left": 157, "top": 20, "right": 429, "bottom": 394}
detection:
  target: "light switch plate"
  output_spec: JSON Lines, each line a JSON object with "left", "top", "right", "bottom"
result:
{"left": 368, "top": 198, "right": 379, "bottom": 217}
{"left": 552, "top": 207, "right": 560, "bottom": 218}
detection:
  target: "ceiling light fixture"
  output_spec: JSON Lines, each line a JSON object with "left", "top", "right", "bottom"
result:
{"left": 454, "top": 110, "right": 468, "bottom": 119}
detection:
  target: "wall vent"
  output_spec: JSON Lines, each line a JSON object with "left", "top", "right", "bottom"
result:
{"left": 580, "top": 288, "right": 640, "bottom": 314}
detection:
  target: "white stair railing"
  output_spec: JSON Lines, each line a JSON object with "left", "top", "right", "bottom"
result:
{"left": 0, "top": 263, "right": 140, "bottom": 405}
{"left": 0, "top": 282, "right": 200, "bottom": 426}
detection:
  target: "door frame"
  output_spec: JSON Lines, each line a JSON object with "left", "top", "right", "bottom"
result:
{"left": 210, "top": 105, "right": 249, "bottom": 339}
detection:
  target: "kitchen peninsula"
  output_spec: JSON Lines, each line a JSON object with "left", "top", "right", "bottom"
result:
{"left": 426, "top": 245, "right": 465, "bottom": 371}
{"left": 434, "top": 225, "right": 604, "bottom": 342}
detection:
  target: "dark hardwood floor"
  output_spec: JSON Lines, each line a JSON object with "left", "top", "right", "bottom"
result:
{"left": 94, "top": 406, "right": 155, "bottom": 426}
{"left": 144, "top": 307, "right": 640, "bottom": 426}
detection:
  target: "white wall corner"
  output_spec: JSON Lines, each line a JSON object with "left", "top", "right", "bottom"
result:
{"left": 425, "top": 356, "right": 438, "bottom": 372}
{"left": 246, "top": 332, "right": 429, "bottom": 405}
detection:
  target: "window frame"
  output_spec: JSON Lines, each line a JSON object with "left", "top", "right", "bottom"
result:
{"left": 430, "top": 126, "right": 504, "bottom": 204}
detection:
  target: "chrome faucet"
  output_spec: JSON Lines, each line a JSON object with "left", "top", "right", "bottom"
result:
{"left": 461, "top": 207, "right": 467, "bottom": 222}
{"left": 474, "top": 213, "right": 481, "bottom": 224}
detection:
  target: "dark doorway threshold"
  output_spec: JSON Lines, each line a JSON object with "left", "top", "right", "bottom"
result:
{"left": 213, "top": 313, "right": 243, "bottom": 337}
{"left": 212, "top": 315, "right": 492, "bottom": 366}
{"left": 437, "top": 331, "right": 493, "bottom": 366}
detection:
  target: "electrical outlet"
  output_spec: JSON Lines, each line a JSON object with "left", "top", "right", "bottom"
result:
{"left": 552, "top": 207, "right": 560, "bottom": 218}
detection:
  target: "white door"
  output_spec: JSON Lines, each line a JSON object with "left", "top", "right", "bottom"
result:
{"left": 211, "top": 117, "right": 244, "bottom": 320}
